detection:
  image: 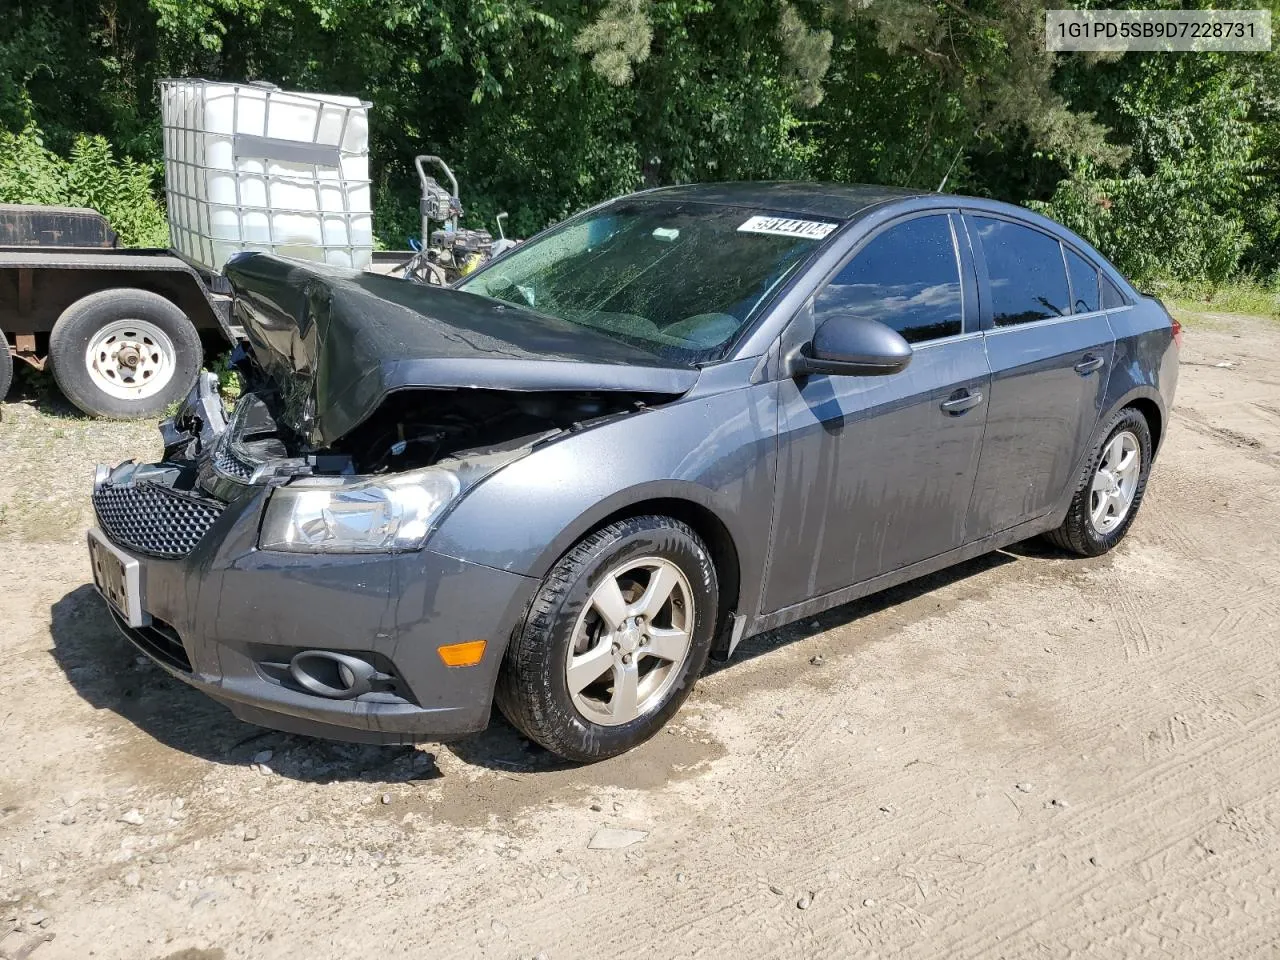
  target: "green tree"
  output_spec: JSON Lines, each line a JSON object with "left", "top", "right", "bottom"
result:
{"left": 0, "top": 125, "right": 169, "bottom": 246}
{"left": 1036, "top": 54, "right": 1265, "bottom": 284}
{"left": 1, "top": 0, "right": 1277, "bottom": 290}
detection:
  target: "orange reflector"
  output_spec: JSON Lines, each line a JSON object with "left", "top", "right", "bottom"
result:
{"left": 437, "top": 640, "right": 487, "bottom": 667}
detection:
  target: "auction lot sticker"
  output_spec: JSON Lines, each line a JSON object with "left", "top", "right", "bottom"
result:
{"left": 1047, "top": 9, "right": 1271, "bottom": 52}
{"left": 739, "top": 216, "right": 839, "bottom": 240}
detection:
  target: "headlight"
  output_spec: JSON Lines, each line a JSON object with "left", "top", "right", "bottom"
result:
{"left": 260, "top": 468, "right": 461, "bottom": 553}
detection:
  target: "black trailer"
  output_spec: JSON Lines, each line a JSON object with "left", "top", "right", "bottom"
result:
{"left": 0, "top": 204, "right": 234, "bottom": 418}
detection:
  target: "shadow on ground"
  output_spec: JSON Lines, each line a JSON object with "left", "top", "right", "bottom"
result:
{"left": 50, "top": 544, "right": 1056, "bottom": 779}
{"left": 2, "top": 366, "right": 88, "bottom": 420}
{"left": 49, "top": 584, "right": 456, "bottom": 784}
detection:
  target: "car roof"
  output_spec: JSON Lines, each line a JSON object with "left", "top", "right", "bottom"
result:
{"left": 636, "top": 181, "right": 928, "bottom": 221}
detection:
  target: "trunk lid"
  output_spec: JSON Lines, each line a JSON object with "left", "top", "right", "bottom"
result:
{"left": 223, "top": 253, "right": 700, "bottom": 446}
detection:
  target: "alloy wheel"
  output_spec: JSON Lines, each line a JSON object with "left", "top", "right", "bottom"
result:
{"left": 565, "top": 557, "right": 696, "bottom": 726}
{"left": 1090, "top": 430, "right": 1141, "bottom": 534}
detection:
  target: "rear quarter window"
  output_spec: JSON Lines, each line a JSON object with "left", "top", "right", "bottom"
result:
{"left": 1101, "top": 275, "right": 1128, "bottom": 309}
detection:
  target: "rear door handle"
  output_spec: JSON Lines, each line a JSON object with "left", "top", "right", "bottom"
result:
{"left": 941, "top": 389, "right": 984, "bottom": 414}
{"left": 1074, "top": 354, "right": 1105, "bottom": 375}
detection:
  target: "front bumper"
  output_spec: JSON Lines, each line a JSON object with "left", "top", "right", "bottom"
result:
{"left": 90, "top": 476, "right": 538, "bottom": 745}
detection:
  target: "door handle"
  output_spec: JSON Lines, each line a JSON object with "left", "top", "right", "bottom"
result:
{"left": 1074, "top": 354, "right": 1105, "bottom": 375}
{"left": 941, "top": 389, "right": 984, "bottom": 414}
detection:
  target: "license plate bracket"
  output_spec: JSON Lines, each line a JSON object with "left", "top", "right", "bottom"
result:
{"left": 88, "top": 529, "right": 149, "bottom": 628}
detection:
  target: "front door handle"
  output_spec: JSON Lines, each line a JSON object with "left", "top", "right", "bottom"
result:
{"left": 1074, "top": 354, "right": 1105, "bottom": 375}
{"left": 941, "top": 389, "right": 984, "bottom": 414}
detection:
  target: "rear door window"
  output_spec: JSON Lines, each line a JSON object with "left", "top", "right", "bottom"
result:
{"left": 972, "top": 217, "right": 1070, "bottom": 326}
{"left": 815, "top": 215, "right": 963, "bottom": 344}
{"left": 1064, "top": 247, "right": 1100, "bottom": 314}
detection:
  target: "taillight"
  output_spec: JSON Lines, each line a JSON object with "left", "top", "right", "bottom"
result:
{"left": 1171, "top": 317, "right": 1183, "bottom": 349}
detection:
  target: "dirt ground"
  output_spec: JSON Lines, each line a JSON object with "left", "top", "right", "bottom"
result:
{"left": 1, "top": 312, "right": 1278, "bottom": 960}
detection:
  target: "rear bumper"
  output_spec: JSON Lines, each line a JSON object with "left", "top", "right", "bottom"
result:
{"left": 91, "top": 491, "right": 538, "bottom": 743}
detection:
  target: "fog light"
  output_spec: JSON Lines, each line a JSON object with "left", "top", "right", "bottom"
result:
{"left": 437, "top": 640, "right": 487, "bottom": 667}
{"left": 289, "top": 650, "right": 377, "bottom": 699}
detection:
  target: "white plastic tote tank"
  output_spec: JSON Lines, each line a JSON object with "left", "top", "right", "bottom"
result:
{"left": 160, "top": 79, "right": 373, "bottom": 271}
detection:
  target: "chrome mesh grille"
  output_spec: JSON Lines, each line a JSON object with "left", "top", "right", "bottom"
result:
{"left": 92, "top": 481, "right": 225, "bottom": 559}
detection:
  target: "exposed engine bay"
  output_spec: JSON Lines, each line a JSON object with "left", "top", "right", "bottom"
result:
{"left": 164, "top": 370, "right": 660, "bottom": 488}
{"left": 326, "top": 387, "right": 652, "bottom": 474}
{"left": 157, "top": 249, "right": 701, "bottom": 502}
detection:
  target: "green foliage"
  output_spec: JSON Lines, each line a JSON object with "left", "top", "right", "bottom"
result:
{"left": 575, "top": 0, "right": 654, "bottom": 85}
{"left": 0, "top": 0, "right": 1276, "bottom": 294}
{"left": 1162, "top": 277, "right": 1280, "bottom": 321}
{"left": 209, "top": 351, "right": 244, "bottom": 398}
{"left": 776, "top": 4, "right": 832, "bottom": 109}
{"left": 0, "top": 126, "right": 169, "bottom": 247}
{"left": 843, "top": 0, "right": 1123, "bottom": 169}
{"left": 1034, "top": 56, "right": 1263, "bottom": 284}
{"left": 0, "top": 125, "right": 66, "bottom": 206}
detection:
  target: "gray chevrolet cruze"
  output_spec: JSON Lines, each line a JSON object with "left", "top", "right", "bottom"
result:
{"left": 88, "top": 183, "right": 1179, "bottom": 762}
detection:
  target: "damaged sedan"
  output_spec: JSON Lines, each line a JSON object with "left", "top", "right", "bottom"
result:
{"left": 87, "top": 183, "right": 1179, "bottom": 762}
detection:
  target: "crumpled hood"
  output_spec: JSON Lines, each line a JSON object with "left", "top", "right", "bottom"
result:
{"left": 223, "top": 253, "right": 700, "bottom": 447}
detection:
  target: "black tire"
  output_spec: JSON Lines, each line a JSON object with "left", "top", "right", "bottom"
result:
{"left": 0, "top": 328, "right": 12, "bottom": 402}
{"left": 1045, "top": 406, "right": 1154, "bottom": 557}
{"left": 48, "top": 288, "right": 202, "bottom": 419}
{"left": 495, "top": 515, "right": 719, "bottom": 763}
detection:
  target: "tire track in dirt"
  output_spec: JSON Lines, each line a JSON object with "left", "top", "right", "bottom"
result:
{"left": 931, "top": 702, "right": 1280, "bottom": 958}
{"left": 1064, "top": 797, "right": 1280, "bottom": 958}
{"left": 630, "top": 457, "right": 1280, "bottom": 957}
{"left": 1179, "top": 405, "right": 1280, "bottom": 464}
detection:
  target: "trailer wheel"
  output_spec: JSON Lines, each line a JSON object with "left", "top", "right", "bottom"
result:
{"left": 0, "top": 328, "right": 13, "bottom": 403}
{"left": 49, "top": 288, "right": 202, "bottom": 419}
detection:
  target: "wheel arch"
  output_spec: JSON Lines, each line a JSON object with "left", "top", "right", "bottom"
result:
{"left": 1048, "top": 384, "right": 1166, "bottom": 529}
{"left": 594, "top": 497, "right": 741, "bottom": 643}
{"left": 526, "top": 483, "right": 745, "bottom": 644}
{"left": 1124, "top": 394, "right": 1164, "bottom": 456}
{"left": 1102, "top": 385, "right": 1166, "bottom": 457}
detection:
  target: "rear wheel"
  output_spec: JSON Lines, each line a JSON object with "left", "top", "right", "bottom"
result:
{"left": 1046, "top": 407, "right": 1153, "bottom": 557}
{"left": 495, "top": 515, "right": 719, "bottom": 762}
{"left": 49, "top": 288, "right": 202, "bottom": 419}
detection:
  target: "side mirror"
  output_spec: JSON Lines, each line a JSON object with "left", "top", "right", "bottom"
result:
{"left": 789, "top": 315, "right": 912, "bottom": 377}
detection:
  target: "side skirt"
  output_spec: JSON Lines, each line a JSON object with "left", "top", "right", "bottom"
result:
{"left": 735, "top": 512, "right": 1061, "bottom": 650}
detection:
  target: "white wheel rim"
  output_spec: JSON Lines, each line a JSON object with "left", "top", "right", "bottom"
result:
{"left": 565, "top": 557, "right": 696, "bottom": 727}
{"left": 83, "top": 319, "right": 177, "bottom": 401}
{"left": 1090, "top": 431, "right": 1141, "bottom": 534}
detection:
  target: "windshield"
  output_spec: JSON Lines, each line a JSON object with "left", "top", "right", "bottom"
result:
{"left": 456, "top": 199, "right": 836, "bottom": 364}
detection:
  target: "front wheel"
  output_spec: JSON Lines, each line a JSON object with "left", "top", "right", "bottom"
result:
{"left": 1045, "top": 407, "right": 1154, "bottom": 557}
{"left": 495, "top": 515, "right": 719, "bottom": 763}
{"left": 48, "top": 288, "right": 202, "bottom": 419}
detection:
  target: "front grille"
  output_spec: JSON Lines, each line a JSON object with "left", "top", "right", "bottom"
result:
{"left": 113, "top": 612, "right": 193, "bottom": 672}
{"left": 93, "top": 481, "right": 225, "bottom": 559}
